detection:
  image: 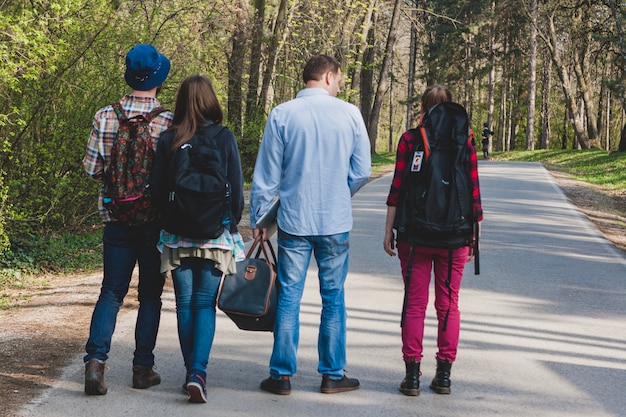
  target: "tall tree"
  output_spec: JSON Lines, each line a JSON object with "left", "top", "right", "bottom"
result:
{"left": 227, "top": 0, "right": 249, "bottom": 137}
{"left": 368, "top": 0, "right": 402, "bottom": 154}
{"left": 526, "top": 0, "right": 537, "bottom": 150}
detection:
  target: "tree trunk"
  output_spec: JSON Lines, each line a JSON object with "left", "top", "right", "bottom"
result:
{"left": 406, "top": 0, "right": 418, "bottom": 130}
{"left": 259, "top": 0, "right": 292, "bottom": 112}
{"left": 507, "top": 77, "right": 516, "bottom": 151}
{"left": 572, "top": 41, "right": 600, "bottom": 146}
{"left": 360, "top": 11, "right": 376, "bottom": 133}
{"left": 487, "top": 0, "right": 496, "bottom": 129}
{"left": 619, "top": 123, "right": 626, "bottom": 152}
{"left": 227, "top": 1, "right": 248, "bottom": 137}
{"left": 350, "top": 0, "right": 377, "bottom": 104}
{"left": 245, "top": 0, "right": 265, "bottom": 120}
{"left": 540, "top": 50, "right": 552, "bottom": 149}
{"left": 526, "top": 0, "right": 537, "bottom": 150}
{"left": 541, "top": 12, "right": 592, "bottom": 149}
{"left": 368, "top": 0, "right": 402, "bottom": 154}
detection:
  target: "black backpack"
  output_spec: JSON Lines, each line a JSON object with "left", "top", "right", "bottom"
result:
{"left": 394, "top": 101, "right": 475, "bottom": 249}
{"left": 396, "top": 102, "right": 479, "bottom": 331}
{"left": 162, "top": 124, "right": 232, "bottom": 239}
{"left": 103, "top": 102, "right": 166, "bottom": 226}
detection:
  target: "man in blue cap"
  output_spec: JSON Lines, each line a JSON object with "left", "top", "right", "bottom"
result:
{"left": 82, "top": 44, "right": 173, "bottom": 395}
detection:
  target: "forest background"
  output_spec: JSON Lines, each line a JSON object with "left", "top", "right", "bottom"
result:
{"left": 0, "top": 0, "right": 625, "bottom": 281}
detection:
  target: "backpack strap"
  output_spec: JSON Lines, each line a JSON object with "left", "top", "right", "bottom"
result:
{"left": 146, "top": 106, "right": 167, "bottom": 122}
{"left": 417, "top": 114, "right": 430, "bottom": 161}
{"left": 400, "top": 244, "right": 416, "bottom": 328}
{"left": 111, "top": 102, "right": 127, "bottom": 121}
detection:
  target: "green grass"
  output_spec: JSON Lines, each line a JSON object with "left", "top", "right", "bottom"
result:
{"left": 492, "top": 150, "right": 626, "bottom": 193}
{"left": 372, "top": 152, "right": 395, "bottom": 172}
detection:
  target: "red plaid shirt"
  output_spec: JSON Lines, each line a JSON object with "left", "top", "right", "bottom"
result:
{"left": 386, "top": 129, "right": 483, "bottom": 222}
{"left": 83, "top": 94, "right": 173, "bottom": 222}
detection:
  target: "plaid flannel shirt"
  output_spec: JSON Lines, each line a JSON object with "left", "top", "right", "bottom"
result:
{"left": 83, "top": 94, "right": 173, "bottom": 222}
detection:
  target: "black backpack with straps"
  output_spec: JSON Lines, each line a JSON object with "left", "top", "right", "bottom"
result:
{"left": 162, "top": 124, "right": 232, "bottom": 239}
{"left": 394, "top": 101, "right": 475, "bottom": 249}
{"left": 395, "top": 102, "right": 479, "bottom": 331}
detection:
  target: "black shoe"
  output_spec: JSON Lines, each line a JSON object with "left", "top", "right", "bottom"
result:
{"left": 132, "top": 365, "right": 161, "bottom": 389}
{"left": 85, "top": 359, "right": 107, "bottom": 395}
{"left": 260, "top": 376, "right": 291, "bottom": 395}
{"left": 429, "top": 359, "right": 452, "bottom": 395}
{"left": 320, "top": 375, "right": 360, "bottom": 394}
{"left": 399, "top": 360, "right": 420, "bottom": 396}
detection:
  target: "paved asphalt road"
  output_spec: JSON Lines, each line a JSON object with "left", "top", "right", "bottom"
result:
{"left": 19, "top": 161, "right": 626, "bottom": 417}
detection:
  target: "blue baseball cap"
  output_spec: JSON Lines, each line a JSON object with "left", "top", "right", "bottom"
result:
{"left": 124, "top": 44, "right": 170, "bottom": 91}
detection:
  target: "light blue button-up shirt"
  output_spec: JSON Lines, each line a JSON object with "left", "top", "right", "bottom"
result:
{"left": 250, "top": 88, "right": 372, "bottom": 236}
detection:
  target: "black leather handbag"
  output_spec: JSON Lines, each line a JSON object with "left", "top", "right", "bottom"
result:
{"left": 217, "top": 236, "right": 278, "bottom": 331}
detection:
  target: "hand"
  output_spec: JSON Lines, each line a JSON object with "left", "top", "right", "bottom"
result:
{"left": 383, "top": 229, "right": 396, "bottom": 257}
{"left": 253, "top": 227, "right": 268, "bottom": 241}
{"left": 466, "top": 239, "right": 476, "bottom": 263}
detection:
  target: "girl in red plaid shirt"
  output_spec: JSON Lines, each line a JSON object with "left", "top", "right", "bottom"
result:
{"left": 383, "top": 85, "right": 483, "bottom": 397}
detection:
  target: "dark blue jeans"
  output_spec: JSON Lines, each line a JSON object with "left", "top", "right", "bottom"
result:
{"left": 84, "top": 222, "right": 165, "bottom": 367}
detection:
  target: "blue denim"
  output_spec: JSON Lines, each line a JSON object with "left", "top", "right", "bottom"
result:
{"left": 269, "top": 229, "right": 350, "bottom": 379}
{"left": 84, "top": 222, "right": 165, "bottom": 367}
{"left": 171, "top": 258, "right": 222, "bottom": 375}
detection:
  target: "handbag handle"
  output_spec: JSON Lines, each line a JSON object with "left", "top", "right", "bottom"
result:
{"left": 245, "top": 235, "right": 277, "bottom": 265}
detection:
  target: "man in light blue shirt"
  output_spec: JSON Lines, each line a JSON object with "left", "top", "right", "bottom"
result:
{"left": 250, "top": 54, "right": 371, "bottom": 396}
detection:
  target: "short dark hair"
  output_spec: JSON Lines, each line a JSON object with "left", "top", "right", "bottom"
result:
{"left": 302, "top": 55, "right": 341, "bottom": 83}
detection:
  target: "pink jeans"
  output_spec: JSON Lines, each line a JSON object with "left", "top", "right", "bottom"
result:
{"left": 397, "top": 241, "right": 469, "bottom": 363}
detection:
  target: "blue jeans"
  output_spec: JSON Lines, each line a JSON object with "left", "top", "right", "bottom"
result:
{"left": 171, "top": 258, "right": 222, "bottom": 376}
{"left": 269, "top": 229, "right": 350, "bottom": 379}
{"left": 84, "top": 222, "right": 164, "bottom": 367}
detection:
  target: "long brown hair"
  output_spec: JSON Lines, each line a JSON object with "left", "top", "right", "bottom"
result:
{"left": 169, "top": 75, "right": 224, "bottom": 150}
{"left": 421, "top": 85, "right": 452, "bottom": 113}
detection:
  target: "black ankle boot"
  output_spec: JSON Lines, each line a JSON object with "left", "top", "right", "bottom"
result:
{"left": 430, "top": 358, "right": 452, "bottom": 394}
{"left": 399, "top": 359, "right": 420, "bottom": 396}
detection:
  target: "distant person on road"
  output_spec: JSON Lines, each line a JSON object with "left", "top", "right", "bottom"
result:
{"left": 250, "top": 54, "right": 371, "bottom": 396}
{"left": 383, "top": 85, "right": 483, "bottom": 396}
{"left": 481, "top": 122, "right": 494, "bottom": 160}
{"left": 82, "top": 44, "right": 173, "bottom": 395}
{"left": 151, "top": 75, "right": 245, "bottom": 403}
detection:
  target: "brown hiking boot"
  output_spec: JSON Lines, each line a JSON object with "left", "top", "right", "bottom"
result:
{"left": 132, "top": 365, "right": 161, "bottom": 389}
{"left": 84, "top": 359, "right": 107, "bottom": 395}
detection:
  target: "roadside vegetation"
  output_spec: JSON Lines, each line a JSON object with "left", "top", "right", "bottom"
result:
{"left": 492, "top": 150, "right": 626, "bottom": 195}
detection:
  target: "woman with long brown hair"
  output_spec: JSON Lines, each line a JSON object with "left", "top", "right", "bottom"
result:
{"left": 151, "top": 75, "right": 245, "bottom": 403}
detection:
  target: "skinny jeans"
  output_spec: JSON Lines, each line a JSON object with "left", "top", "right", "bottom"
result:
{"left": 397, "top": 241, "right": 469, "bottom": 363}
{"left": 171, "top": 258, "right": 222, "bottom": 377}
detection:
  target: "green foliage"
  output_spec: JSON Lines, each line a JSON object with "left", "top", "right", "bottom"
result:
{"left": 239, "top": 113, "right": 268, "bottom": 182}
{"left": 0, "top": 228, "right": 102, "bottom": 286}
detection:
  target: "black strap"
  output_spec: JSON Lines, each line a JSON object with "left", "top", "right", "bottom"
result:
{"left": 400, "top": 244, "right": 416, "bottom": 328}
{"left": 474, "top": 221, "right": 480, "bottom": 275}
{"left": 441, "top": 249, "right": 453, "bottom": 332}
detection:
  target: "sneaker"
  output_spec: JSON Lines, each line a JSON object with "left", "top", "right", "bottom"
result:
{"left": 320, "top": 375, "right": 360, "bottom": 394}
{"left": 187, "top": 374, "right": 207, "bottom": 403}
{"left": 260, "top": 376, "right": 291, "bottom": 395}
{"left": 132, "top": 365, "right": 161, "bottom": 389}
{"left": 85, "top": 359, "right": 108, "bottom": 395}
